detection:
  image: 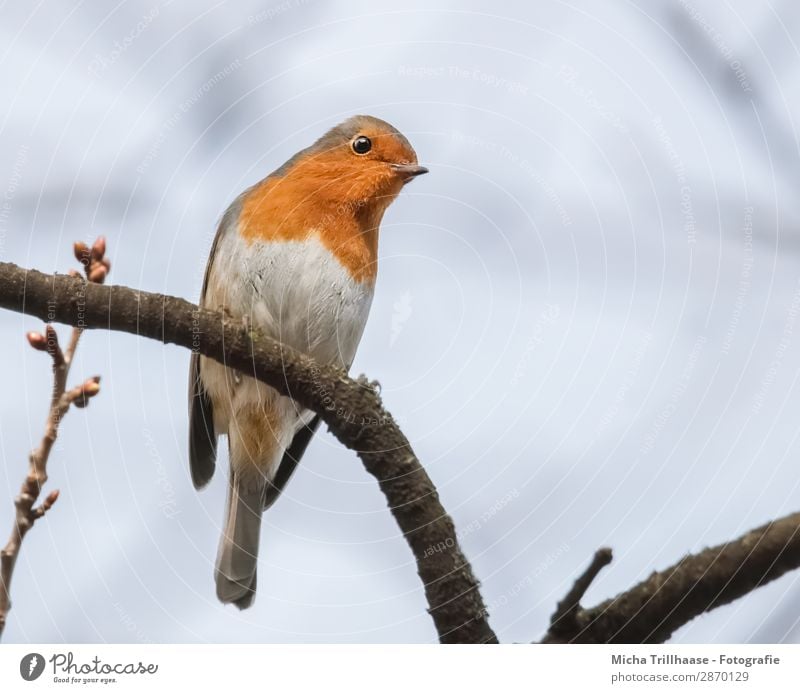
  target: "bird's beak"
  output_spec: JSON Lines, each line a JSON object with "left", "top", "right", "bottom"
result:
{"left": 392, "top": 163, "right": 429, "bottom": 183}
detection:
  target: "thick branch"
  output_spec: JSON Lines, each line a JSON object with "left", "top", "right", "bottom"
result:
{"left": 0, "top": 261, "right": 497, "bottom": 644}
{"left": 544, "top": 512, "right": 800, "bottom": 643}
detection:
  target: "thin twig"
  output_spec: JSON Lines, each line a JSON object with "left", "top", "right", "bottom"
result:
{"left": 546, "top": 548, "right": 612, "bottom": 639}
{"left": 0, "top": 239, "right": 107, "bottom": 639}
{"left": 0, "top": 333, "right": 70, "bottom": 637}
{"left": 64, "top": 326, "right": 82, "bottom": 365}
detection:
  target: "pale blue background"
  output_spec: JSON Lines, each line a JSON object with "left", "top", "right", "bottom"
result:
{"left": 1, "top": 0, "right": 800, "bottom": 643}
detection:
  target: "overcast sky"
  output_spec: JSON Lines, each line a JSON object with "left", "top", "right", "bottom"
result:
{"left": 2, "top": 0, "right": 800, "bottom": 643}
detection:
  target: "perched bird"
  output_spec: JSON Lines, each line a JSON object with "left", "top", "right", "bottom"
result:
{"left": 188, "top": 115, "right": 427, "bottom": 608}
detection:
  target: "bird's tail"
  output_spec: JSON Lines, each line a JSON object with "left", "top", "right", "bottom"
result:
{"left": 215, "top": 472, "right": 263, "bottom": 609}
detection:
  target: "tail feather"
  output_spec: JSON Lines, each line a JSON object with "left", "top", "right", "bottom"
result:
{"left": 215, "top": 473, "right": 263, "bottom": 609}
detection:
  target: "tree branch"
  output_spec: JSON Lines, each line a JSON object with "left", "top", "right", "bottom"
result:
{"left": 543, "top": 512, "right": 800, "bottom": 643}
{"left": 3, "top": 257, "right": 800, "bottom": 644}
{"left": 0, "top": 260, "right": 497, "bottom": 644}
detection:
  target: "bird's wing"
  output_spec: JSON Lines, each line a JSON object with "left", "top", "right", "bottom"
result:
{"left": 188, "top": 350, "right": 217, "bottom": 489}
{"left": 188, "top": 192, "right": 248, "bottom": 489}
{"left": 263, "top": 415, "right": 321, "bottom": 509}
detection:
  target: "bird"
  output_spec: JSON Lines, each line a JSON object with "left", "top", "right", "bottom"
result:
{"left": 188, "top": 115, "right": 427, "bottom": 608}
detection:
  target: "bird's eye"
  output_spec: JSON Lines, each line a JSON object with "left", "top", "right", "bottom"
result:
{"left": 352, "top": 135, "right": 372, "bottom": 154}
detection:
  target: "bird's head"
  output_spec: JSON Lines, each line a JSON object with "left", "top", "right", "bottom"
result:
{"left": 275, "top": 115, "right": 427, "bottom": 219}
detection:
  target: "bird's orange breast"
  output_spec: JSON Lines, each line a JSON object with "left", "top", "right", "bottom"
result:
{"left": 238, "top": 169, "right": 383, "bottom": 284}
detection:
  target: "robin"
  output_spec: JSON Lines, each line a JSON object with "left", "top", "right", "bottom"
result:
{"left": 188, "top": 115, "right": 427, "bottom": 608}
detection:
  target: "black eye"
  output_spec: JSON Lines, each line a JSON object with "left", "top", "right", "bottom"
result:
{"left": 352, "top": 135, "right": 371, "bottom": 154}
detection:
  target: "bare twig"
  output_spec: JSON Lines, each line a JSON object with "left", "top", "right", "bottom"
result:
{"left": 1, "top": 330, "right": 71, "bottom": 637}
{"left": 546, "top": 548, "right": 612, "bottom": 639}
{"left": 0, "top": 240, "right": 107, "bottom": 639}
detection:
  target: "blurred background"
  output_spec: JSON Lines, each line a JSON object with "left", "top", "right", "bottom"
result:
{"left": 1, "top": 0, "right": 799, "bottom": 644}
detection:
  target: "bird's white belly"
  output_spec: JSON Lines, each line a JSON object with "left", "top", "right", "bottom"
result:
{"left": 200, "top": 231, "right": 374, "bottom": 447}
{"left": 207, "top": 233, "right": 374, "bottom": 364}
